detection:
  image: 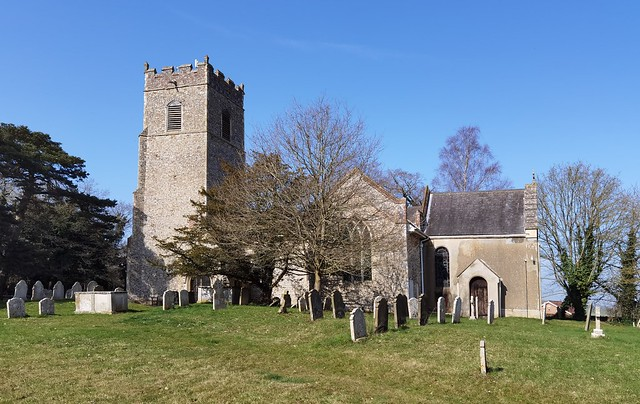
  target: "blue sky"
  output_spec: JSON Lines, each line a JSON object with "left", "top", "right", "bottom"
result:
{"left": 2, "top": 2, "right": 639, "bottom": 298}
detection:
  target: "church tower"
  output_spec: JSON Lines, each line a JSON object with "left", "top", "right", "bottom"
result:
{"left": 127, "top": 56, "right": 245, "bottom": 301}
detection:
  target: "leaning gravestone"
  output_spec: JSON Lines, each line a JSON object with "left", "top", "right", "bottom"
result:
{"left": 373, "top": 296, "right": 388, "bottom": 333}
{"left": 269, "top": 297, "right": 281, "bottom": 307}
{"left": 394, "top": 294, "right": 409, "bottom": 328}
{"left": 52, "top": 281, "right": 65, "bottom": 300}
{"left": 452, "top": 296, "right": 462, "bottom": 324}
{"left": 323, "top": 296, "right": 332, "bottom": 311}
{"left": 212, "top": 290, "right": 226, "bottom": 310}
{"left": 39, "top": 298, "right": 55, "bottom": 316}
{"left": 298, "top": 296, "right": 308, "bottom": 312}
{"left": 308, "top": 289, "right": 323, "bottom": 321}
{"left": 71, "top": 282, "right": 83, "bottom": 299}
{"left": 163, "top": 290, "right": 175, "bottom": 310}
{"left": 584, "top": 302, "right": 593, "bottom": 331}
{"left": 7, "top": 297, "right": 26, "bottom": 318}
{"left": 437, "top": 296, "right": 445, "bottom": 324}
{"left": 14, "top": 280, "right": 28, "bottom": 300}
{"left": 350, "top": 307, "right": 367, "bottom": 342}
{"left": 418, "top": 294, "right": 429, "bottom": 326}
{"left": 86, "top": 280, "right": 98, "bottom": 292}
{"left": 32, "top": 281, "right": 45, "bottom": 301}
{"left": 179, "top": 289, "right": 189, "bottom": 307}
{"left": 331, "top": 290, "right": 346, "bottom": 319}
{"left": 408, "top": 297, "right": 419, "bottom": 319}
{"left": 487, "top": 300, "right": 495, "bottom": 324}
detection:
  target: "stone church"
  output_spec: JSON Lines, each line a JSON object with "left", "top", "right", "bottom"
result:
{"left": 127, "top": 57, "right": 542, "bottom": 318}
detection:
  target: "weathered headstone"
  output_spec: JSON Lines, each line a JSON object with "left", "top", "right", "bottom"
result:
{"left": 480, "top": 340, "right": 488, "bottom": 375}
{"left": 71, "top": 282, "right": 83, "bottom": 299}
{"left": 591, "top": 306, "right": 605, "bottom": 338}
{"left": 39, "top": 298, "right": 55, "bottom": 316}
{"left": 179, "top": 289, "right": 189, "bottom": 307}
{"left": 31, "top": 281, "right": 45, "bottom": 301}
{"left": 163, "top": 290, "right": 175, "bottom": 310}
{"left": 278, "top": 291, "right": 291, "bottom": 314}
{"left": 308, "top": 289, "right": 323, "bottom": 321}
{"left": 452, "top": 296, "right": 462, "bottom": 324}
{"left": 331, "top": 290, "right": 346, "bottom": 319}
{"left": 394, "top": 294, "right": 409, "bottom": 328}
{"left": 437, "top": 296, "right": 445, "bottom": 324}
{"left": 114, "top": 287, "right": 125, "bottom": 292}
{"left": 373, "top": 296, "right": 388, "bottom": 333}
{"left": 469, "top": 297, "right": 477, "bottom": 320}
{"left": 323, "top": 296, "right": 332, "bottom": 311}
{"left": 212, "top": 289, "right": 226, "bottom": 310}
{"left": 94, "top": 285, "right": 104, "bottom": 291}
{"left": 86, "top": 280, "right": 98, "bottom": 292}
{"left": 7, "top": 297, "right": 26, "bottom": 318}
{"left": 418, "top": 294, "right": 429, "bottom": 326}
{"left": 297, "top": 296, "right": 308, "bottom": 312}
{"left": 52, "top": 281, "right": 65, "bottom": 300}
{"left": 408, "top": 297, "right": 419, "bottom": 319}
{"left": 542, "top": 302, "right": 548, "bottom": 324}
{"left": 269, "top": 297, "right": 281, "bottom": 307}
{"left": 349, "top": 307, "right": 367, "bottom": 342}
{"left": 584, "top": 302, "right": 593, "bottom": 331}
{"left": 487, "top": 300, "right": 495, "bottom": 324}
{"left": 239, "top": 287, "right": 250, "bottom": 305}
{"left": 14, "top": 280, "right": 28, "bottom": 300}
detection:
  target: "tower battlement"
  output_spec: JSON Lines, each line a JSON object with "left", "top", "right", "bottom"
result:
{"left": 144, "top": 56, "right": 244, "bottom": 106}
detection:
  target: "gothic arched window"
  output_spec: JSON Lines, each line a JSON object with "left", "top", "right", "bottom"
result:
{"left": 342, "top": 223, "right": 372, "bottom": 282}
{"left": 435, "top": 247, "right": 450, "bottom": 288}
{"left": 167, "top": 101, "right": 182, "bottom": 131}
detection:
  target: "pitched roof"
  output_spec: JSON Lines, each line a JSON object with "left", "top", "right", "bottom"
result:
{"left": 425, "top": 189, "right": 525, "bottom": 236}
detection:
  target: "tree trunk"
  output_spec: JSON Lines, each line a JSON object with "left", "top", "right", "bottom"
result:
{"left": 314, "top": 268, "right": 321, "bottom": 291}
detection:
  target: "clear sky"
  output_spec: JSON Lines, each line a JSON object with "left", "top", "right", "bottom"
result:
{"left": 2, "top": 2, "right": 639, "bottom": 299}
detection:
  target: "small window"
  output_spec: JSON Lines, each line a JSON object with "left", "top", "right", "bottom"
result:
{"left": 167, "top": 101, "right": 182, "bottom": 131}
{"left": 221, "top": 110, "right": 231, "bottom": 141}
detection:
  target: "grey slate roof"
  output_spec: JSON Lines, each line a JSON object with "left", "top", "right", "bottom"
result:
{"left": 425, "top": 189, "right": 525, "bottom": 236}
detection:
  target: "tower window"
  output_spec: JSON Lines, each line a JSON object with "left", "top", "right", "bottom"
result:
{"left": 167, "top": 101, "right": 182, "bottom": 131}
{"left": 221, "top": 110, "right": 231, "bottom": 141}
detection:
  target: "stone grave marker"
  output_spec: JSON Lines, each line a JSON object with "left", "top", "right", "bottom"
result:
{"left": 452, "top": 296, "right": 462, "bottom": 324}
{"left": 114, "top": 287, "right": 125, "bottom": 292}
{"left": 278, "top": 291, "right": 291, "bottom": 314}
{"left": 39, "top": 298, "right": 55, "bottom": 316}
{"left": 308, "top": 289, "right": 323, "bottom": 321}
{"left": 179, "top": 289, "right": 189, "bottom": 307}
{"left": 94, "top": 285, "right": 104, "bottom": 291}
{"left": 408, "top": 297, "right": 419, "bottom": 319}
{"left": 268, "top": 297, "right": 281, "bottom": 307}
{"left": 7, "top": 297, "right": 26, "bottom": 318}
{"left": 32, "top": 281, "right": 45, "bottom": 301}
{"left": 86, "top": 280, "right": 98, "bottom": 292}
{"left": 373, "top": 296, "right": 388, "bottom": 333}
{"left": 331, "top": 290, "right": 346, "bottom": 319}
{"left": 542, "top": 302, "right": 548, "bottom": 325}
{"left": 239, "top": 287, "right": 250, "bottom": 305}
{"left": 469, "top": 297, "right": 477, "bottom": 320}
{"left": 394, "top": 294, "right": 408, "bottom": 328}
{"left": 163, "top": 290, "right": 175, "bottom": 310}
{"left": 297, "top": 296, "right": 308, "bottom": 312}
{"left": 584, "top": 302, "right": 593, "bottom": 331}
{"left": 323, "top": 296, "right": 332, "bottom": 311}
{"left": 418, "top": 294, "right": 429, "bottom": 326}
{"left": 591, "top": 306, "right": 605, "bottom": 338}
{"left": 437, "top": 296, "right": 445, "bottom": 324}
{"left": 71, "top": 282, "right": 83, "bottom": 298}
{"left": 480, "top": 340, "right": 488, "bottom": 375}
{"left": 350, "top": 308, "right": 367, "bottom": 342}
{"left": 487, "top": 300, "right": 495, "bottom": 324}
{"left": 212, "top": 289, "right": 226, "bottom": 310}
{"left": 52, "top": 281, "right": 65, "bottom": 300}
{"left": 14, "top": 280, "right": 28, "bottom": 300}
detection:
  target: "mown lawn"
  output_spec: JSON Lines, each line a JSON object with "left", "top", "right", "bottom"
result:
{"left": 1, "top": 301, "right": 638, "bottom": 403}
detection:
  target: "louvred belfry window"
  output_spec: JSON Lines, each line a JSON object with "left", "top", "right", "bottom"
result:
{"left": 167, "top": 101, "right": 182, "bottom": 131}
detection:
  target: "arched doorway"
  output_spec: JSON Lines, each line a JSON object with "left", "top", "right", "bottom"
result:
{"left": 470, "top": 277, "right": 488, "bottom": 316}
{"left": 188, "top": 276, "right": 212, "bottom": 303}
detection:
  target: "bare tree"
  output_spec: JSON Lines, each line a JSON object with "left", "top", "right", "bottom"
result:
{"left": 431, "top": 126, "right": 511, "bottom": 192}
{"left": 538, "top": 162, "right": 627, "bottom": 320}
{"left": 375, "top": 168, "right": 425, "bottom": 206}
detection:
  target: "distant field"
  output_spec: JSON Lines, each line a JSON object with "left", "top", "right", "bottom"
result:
{"left": 1, "top": 301, "right": 638, "bottom": 403}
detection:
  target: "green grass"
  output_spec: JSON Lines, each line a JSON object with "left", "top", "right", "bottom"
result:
{"left": 1, "top": 301, "right": 639, "bottom": 403}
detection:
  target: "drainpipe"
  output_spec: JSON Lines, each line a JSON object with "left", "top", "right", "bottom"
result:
{"left": 524, "top": 259, "right": 529, "bottom": 318}
{"left": 419, "top": 238, "right": 427, "bottom": 295}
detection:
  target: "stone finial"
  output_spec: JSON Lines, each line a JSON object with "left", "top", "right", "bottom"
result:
{"left": 204, "top": 55, "right": 209, "bottom": 64}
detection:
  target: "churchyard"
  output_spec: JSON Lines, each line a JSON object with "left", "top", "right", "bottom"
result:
{"left": 2, "top": 301, "right": 639, "bottom": 403}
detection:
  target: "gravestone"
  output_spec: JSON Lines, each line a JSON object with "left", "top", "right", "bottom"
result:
{"left": 239, "top": 287, "right": 250, "bottom": 305}
{"left": 14, "top": 280, "right": 28, "bottom": 300}
{"left": 297, "top": 296, "right": 308, "bottom": 312}
{"left": 269, "top": 297, "right": 281, "bottom": 307}
{"left": 7, "top": 297, "right": 26, "bottom": 318}
{"left": 52, "top": 281, "right": 65, "bottom": 300}
{"left": 323, "top": 296, "right": 332, "bottom": 311}
{"left": 373, "top": 296, "right": 388, "bottom": 333}
{"left": 179, "top": 289, "right": 189, "bottom": 307}
{"left": 86, "top": 281, "right": 98, "bottom": 292}
{"left": 452, "top": 296, "right": 462, "bottom": 324}
{"left": 394, "top": 294, "right": 408, "bottom": 328}
{"left": 32, "top": 281, "right": 45, "bottom": 301}
{"left": 487, "top": 300, "right": 495, "bottom": 324}
{"left": 212, "top": 290, "right": 226, "bottom": 310}
{"left": 94, "top": 285, "right": 104, "bottom": 291}
{"left": 408, "top": 297, "right": 419, "bottom": 319}
{"left": 480, "top": 340, "right": 488, "bottom": 375}
{"left": 591, "top": 306, "right": 605, "bottom": 338}
{"left": 584, "top": 302, "right": 593, "bottom": 331}
{"left": 469, "top": 297, "right": 477, "bottom": 320}
{"left": 163, "top": 290, "right": 175, "bottom": 310}
{"left": 331, "top": 290, "right": 346, "bottom": 319}
{"left": 65, "top": 289, "right": 73, "bottom": 299}
{"left": 418, "top": 294, "right": 429, "bottom": 326}
{"left": 71, "top": 282, "right": 83, "bottom": 299}
{"left": 542, "top": 302, "right": 548, "bottom": 324}
{"left": 349, "top": 307, "right": 367, "bottom": 342}
{"left": 308, "top": 289, "right": 323, "bottom": 321}
{"left": 114, "top": 287, "right": 125, "bottom": 292}
{"left": 278, "top": 291, "right": 291, "bottom": 314}
{"left": 39, "top": 298, "right": 55, "bottom": 316}
{"left": 437, "top": 296, "right": 445, "bottom": 324}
